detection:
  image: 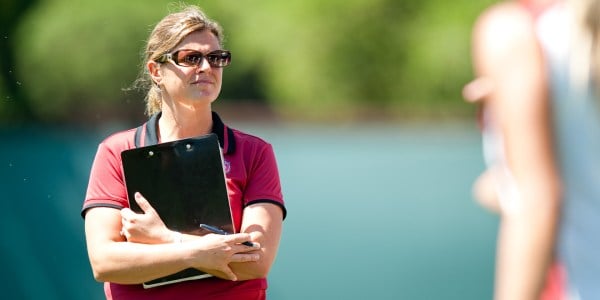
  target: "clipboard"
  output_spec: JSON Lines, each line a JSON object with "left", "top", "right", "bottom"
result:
{"left": 121, "top": 133, "right": 233, "bottom": 288}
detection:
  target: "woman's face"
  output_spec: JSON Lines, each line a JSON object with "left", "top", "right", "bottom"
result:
{"left": 152, "top": 30, "right": 224, "bottom": 106}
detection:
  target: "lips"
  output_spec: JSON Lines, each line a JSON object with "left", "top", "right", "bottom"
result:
{"left": 191, "top": 78, "right": 214, "bottom": 85}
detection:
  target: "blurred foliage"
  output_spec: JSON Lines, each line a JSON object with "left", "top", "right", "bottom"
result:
{"left": 10, "top": 0, "right": 166, "bottom": 123}
{"left": 1, "top": 0, "right": 38, "bottom": 122}
{"left": 1, "top": 0, "right": 495, "bottom": 124}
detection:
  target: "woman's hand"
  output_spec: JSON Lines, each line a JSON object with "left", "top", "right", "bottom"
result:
{"left": 187, "top": 233, "right": 261, "bottom": 281}
{"left": 120, "top": 192, "right": 174, "bottom": 244}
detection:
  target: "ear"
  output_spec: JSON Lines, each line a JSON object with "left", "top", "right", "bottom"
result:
{"left": 147, "top": 60, "right": 162, "bottom": 85}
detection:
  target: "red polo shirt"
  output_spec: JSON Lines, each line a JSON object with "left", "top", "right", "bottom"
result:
{"left": 82, "top": 112, "right": 285, "bottom": 299}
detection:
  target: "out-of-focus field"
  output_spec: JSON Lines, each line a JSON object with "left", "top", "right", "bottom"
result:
{"left": 0, "top": 121, "right": 498, "bottom": 299}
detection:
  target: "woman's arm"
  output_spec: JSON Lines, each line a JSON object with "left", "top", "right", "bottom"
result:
{"left": 229, "top": 203, "right": 284, "bottom": 280}
{"left": 118, "top": 194, "right": 283, "bottom": 281}
{"left": 85, "top": 206, "right": 260, "bottom": 284}
{"left": 471, "top": 2, "right": 561, "bottom": 300}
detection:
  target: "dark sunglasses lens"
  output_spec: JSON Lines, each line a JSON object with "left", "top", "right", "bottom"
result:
{"left": 206, "top": 51, "right": 231, "bottom": 67}
{"left": 174, "top": 51, "right": 203, "bottom": 67}
{"left": 170, "top": 50, "right": 231, "bottom": 67}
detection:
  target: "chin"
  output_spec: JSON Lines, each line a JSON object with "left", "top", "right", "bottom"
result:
{"left": 188, "top": 91, "right": 218, "bottom": 101}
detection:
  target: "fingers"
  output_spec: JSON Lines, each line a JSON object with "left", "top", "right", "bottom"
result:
{"left": 118, "top": 209, "right": 130, "bottom": 240}
{"left": 463, "top": 77, "right": 494, "bottom": 103}
{"left": 472, "top": 169, "right": 502, "bottom": 214}
{"left": 222, "top": 269, "right": 238, "bottom": 281}
{"left": 134, "top": 192, "right": 157, "bottom": 215}
{"left": 230, "top": 253, "right": 260, "bottom": 263}
{"left": 120, "top": 207, "right": 135, "bottom": 221}
{"left": 225, "top": 233, "right": 260, "bottom": 249}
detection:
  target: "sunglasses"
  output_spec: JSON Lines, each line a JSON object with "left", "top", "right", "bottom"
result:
{"left": 158, "top": 49, "right": 231, "bottom": 68}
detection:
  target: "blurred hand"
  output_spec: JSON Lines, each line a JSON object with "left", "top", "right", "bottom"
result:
{"left": 120, "top": 192, "right": 173, "bottom": 244}
{"left": 463, "top": 77, "right": 494, "bottom": 103}
{"left": 472, "top": 168, "right": 501, "bottom": 214}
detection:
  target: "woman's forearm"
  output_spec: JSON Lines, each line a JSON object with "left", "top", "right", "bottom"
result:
{"left": 88, "top": 240, "right": 194, "bottom": 284}
{"left": 494, "top": 185, "right": 560, "bottom": 300}
{"left": 85, "top": 207, "right": 260, "bottom": 284}
{"left": 229, "top": 203, "right": 284, "bottom": 280}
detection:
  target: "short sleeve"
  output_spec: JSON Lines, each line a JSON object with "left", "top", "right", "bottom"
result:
{"left": 244, "top": 143, "right": 286, "bottom": 218}
{"left": 81, "top": 142, "right": 129, "bottom": 217}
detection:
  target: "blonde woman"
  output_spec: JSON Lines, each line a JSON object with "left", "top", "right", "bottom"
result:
{"left": 466, "top": 0, "right": 600, "bottom": 299}
{"left": 82, "top": 6, "right": 285, "bottom": 299}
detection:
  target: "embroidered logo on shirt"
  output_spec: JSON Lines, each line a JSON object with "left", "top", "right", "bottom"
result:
{"left": 223, "top": 159, "right": 231, "bottom": 174}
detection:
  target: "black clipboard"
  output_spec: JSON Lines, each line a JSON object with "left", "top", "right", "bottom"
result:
{"left": 121, "top": 133, "right": 233, "bottom": 288}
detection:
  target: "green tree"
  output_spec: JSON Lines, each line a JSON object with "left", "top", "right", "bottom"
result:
{"left": 0, "top": 0, "right": 38, "bottom": 123}
{"left": 205, "top": 0, "right": 493, "bottom": 120}
{"left": 8, "top": 0, "right": 494, "bottom": 124}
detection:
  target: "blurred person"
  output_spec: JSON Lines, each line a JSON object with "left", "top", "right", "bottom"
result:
{"left": 464, "top": 0, "right": 600, "bottom": 299}
{"left": 81, "top": 5, "right": 286, "bottom": 300}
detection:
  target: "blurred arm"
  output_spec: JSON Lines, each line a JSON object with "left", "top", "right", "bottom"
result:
{"left": 470, "top": 2, "right": 561, "bottom": 300}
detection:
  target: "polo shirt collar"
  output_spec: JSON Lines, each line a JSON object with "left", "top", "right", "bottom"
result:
{"left": 142, "top": 111, "right": 236, "bottom": 154}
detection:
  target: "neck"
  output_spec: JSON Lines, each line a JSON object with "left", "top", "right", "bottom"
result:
{"left": 157, "top": 104, "right": 213, "bottom": 143}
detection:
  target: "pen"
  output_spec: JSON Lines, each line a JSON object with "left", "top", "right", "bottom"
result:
{"left": 199, "top": 224, "right": 256, "bottom": 247}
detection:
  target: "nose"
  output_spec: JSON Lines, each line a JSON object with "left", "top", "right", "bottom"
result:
{"left": 195, "top": 57, "right": 211, "bottom": 73}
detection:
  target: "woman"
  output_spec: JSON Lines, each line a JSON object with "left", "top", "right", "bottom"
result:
{"left": 82, "top": 6, "right": 286, "bottom": 299}
{"left": 465, "top": 0, "right": 600, "bottom": 299}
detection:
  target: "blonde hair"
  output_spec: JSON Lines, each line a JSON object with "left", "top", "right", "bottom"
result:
{"left": 135, "top": 5, "right": 224, "bottom": 116}
{"left": 568, "top": 0, "right": 600, "bottom": 90}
